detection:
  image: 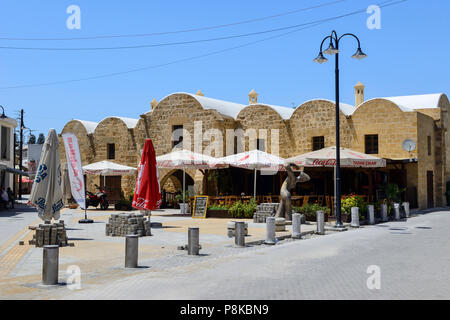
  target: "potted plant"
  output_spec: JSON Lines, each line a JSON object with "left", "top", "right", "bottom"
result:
{"left": 341, "top": 194, "right": 368, "bottom": 223}
{"left": 207, "top": 204, "right": 230, "bottom": 218}
{"left": 114, "top": 199, "right": 132, "bottom": 211}
{"left": 294, "top": 203, "right": 331, "bottom": 222}
{"left": 229, "top": 198, "right": 257, "bottom": 219}
{"left": 382, "top": 184, "right": 405, "bottom": 219}
{"left": 175, "top": 190, "right": 190, "bottom": 214}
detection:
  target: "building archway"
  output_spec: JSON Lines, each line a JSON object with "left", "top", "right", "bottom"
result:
{"left": 160, "top": 169, "right": 195, "bottom": 208}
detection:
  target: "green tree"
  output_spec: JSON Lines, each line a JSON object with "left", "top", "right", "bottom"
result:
{"left": 27, "top": 134, "right": 36, "bottom": 144}
{"left": 37, "top": 133, "right": 45, "bottom": 144}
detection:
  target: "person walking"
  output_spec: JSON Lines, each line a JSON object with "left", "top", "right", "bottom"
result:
{"left": 7, "top": 187, "right": 14, "bottom": 209}
{"left": 1, "top": 188, "right": 9, "bottom": 209}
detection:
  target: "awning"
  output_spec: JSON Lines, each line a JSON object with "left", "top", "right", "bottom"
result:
{"left": 0, "top": 164, "right": 30, "bottom": 176}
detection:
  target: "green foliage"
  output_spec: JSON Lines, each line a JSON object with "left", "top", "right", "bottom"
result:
{"left": 27, "top": 134, "right": 36, "bottom": 144}
{"left": 382, "top": 183, "right": 405, "bottom": 216}
{"left": 37, "top": 133, "right": 45, "bottom": 144}
{"left": 341, "top": 195, "right": 367, "bottom": 216}
{"left": 208, "top": 204, "right": 230, "bottom": 211}
{"left": 175, "top": 190, "right": 190, "bottom": 203}
{"left": 293, "top": 203, "right": 330, "bottom": 221}
{"left": 229, "top": 198, "right": 257, "bottom": 218}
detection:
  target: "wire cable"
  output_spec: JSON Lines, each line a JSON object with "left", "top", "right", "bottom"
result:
{"left": 0, "top": 0, "right": 407, "bottom": 90}
{"left": 0, "top": 0, "right": 346, "bottom": 41}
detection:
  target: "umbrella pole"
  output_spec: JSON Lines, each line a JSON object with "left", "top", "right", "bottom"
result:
{"left": 183, "top": 168, "right": 186, "bottom": 215}
{"left": 254, "top": 168, "right": 257, "bottom": 198}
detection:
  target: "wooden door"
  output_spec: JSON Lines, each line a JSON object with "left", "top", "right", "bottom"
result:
{"left": 427, "top": 171, "right": 434, "bottom": 208}
{"left": 101, "top": 176, "right": 122, "bottom": 203}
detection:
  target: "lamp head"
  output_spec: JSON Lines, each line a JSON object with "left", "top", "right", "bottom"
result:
{"left": 323, "top": 42, "right": 339, "bottom": 55}
{"left": 0, "top": 106, "right": 6, "bottom": 119}
{"left": 352, "top": 47, "right": 367, "bottom": 60}
{"left": 313, "top": 52, "right": 328, "bottom": 64}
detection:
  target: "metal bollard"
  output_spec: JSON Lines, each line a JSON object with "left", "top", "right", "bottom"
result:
{"left": 368, "top": 205, "right": 375, "bottom": 225}
{"left": 42, "top": 245, "right": 59, "bottom": 285}
{"left": 125, "top": 234, "right": 139, "bottom": 268}
{"left": 351, "top": 207, "right": 360, "bottom": 227}
{"left": 292, "top": 213, "right": 302, "bottom": 239}
{"left": 316, "top": 210, "right": 325, "bottom": 235}
{"left": 394, "top": 203, "right": 400, "bottom": 221}
{"left": 402, "top": 202, "right": 410, "bottom": 218}
{"left": 235, "top": 222, "right": 245, "bottom": 247}
{"left": 265, "top": 217, "right": 276, "bottom": 245}
{"left": 381, "top": 204, "right": 388, "bottom": 222}
{"left": 188, "top": 227, "right": 200, "bottom": 255}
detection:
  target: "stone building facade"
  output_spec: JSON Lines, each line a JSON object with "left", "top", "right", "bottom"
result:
{"left": 58, "top": 83, "right": 450, "bottom": 209}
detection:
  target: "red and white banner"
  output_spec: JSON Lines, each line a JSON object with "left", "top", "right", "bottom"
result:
{"left": 62, "top": 133, "right": 86, "bottom": 209}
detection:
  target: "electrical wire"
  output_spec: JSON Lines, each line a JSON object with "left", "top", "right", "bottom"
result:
{"left": 0, "top": 0, "right": 346, "bottom": 41}
{"left": 0, "top": 0, "right": 407, "bottom": 90}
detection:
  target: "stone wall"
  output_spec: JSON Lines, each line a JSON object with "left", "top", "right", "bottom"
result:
{"left": 58, "top": 92, "right": 449, "bottom": 210}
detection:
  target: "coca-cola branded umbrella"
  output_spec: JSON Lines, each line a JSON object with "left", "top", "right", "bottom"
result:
{"left": 286, "top": 146, "right": 386, "bottom": 168}
{"left": 212, "top": 149, "right": 286, "bottom": 198}
{"left": 132, "top": 139, "right": 162, "bottom": 212}
{"left": 156, "top": 149, "right": 219, "bottom": 212}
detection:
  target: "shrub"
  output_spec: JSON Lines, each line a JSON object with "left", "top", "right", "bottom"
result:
{"left": 341, "top": 194, "right": 367, "bottom": 219}
{"left": 115, "top": 199, "right": 132, "bottom": 211}
{"left": 293, "top": 203, "right": 330, "bottom": 221}
{"left": 229, "top": 198, "right": 257, "bottom": 218}
{"left": 208, "top": 204, "right": 230, "bottom": 211}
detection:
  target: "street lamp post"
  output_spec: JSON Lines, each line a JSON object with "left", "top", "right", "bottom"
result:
{"left": 313, "top": 30, "right": 367, "bottom": 228}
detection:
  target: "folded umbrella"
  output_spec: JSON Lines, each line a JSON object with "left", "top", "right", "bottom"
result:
{"left": 28, "top": 129, "right": 64, "bottom": 221}
{"left": 132, "top": 139, "right": 161, "bottom": 211}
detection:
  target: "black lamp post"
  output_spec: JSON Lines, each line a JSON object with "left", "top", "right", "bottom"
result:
{"left": 0, "top": 105, "right": 7, "bottom": 119}
{"left": 313, "top": 30, "right": 367, "bottom": 228}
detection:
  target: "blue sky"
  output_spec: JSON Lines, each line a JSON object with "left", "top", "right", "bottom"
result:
{"left": 0, "top": 0, "right": 448, "bottom": 139}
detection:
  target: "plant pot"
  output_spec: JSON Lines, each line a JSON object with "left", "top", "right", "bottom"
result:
{"left": 68, "top": 204, "right": 78, "bottom": 209}
{"left": 179, "top": 203, "right": 190, "bottom": 214}
{"left": 207, "top": 209, "right": 230, "bottom": 218}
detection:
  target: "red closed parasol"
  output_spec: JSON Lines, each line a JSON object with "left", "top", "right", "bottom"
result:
{"left": 132, "top": 139, "right": 161, "bottom": 211}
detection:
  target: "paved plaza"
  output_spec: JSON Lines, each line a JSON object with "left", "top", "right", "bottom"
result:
{"left": 0, "top": 202, "right": 449, "bottom": 300}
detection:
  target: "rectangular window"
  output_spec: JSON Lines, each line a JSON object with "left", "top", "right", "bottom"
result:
{"left": 312, "top": 136, "right": 325, "bottom": 151}
{"left": 107, "top": 143, "right": 115, "bottom": 160}
{"left": 172, "top": 125, "right": 183, "bottom": 149}
{"left": 257, "top": 139, "right": 266, "bottom": 152}
{"left": 427, "top": 136, "right": 431, "bottom": 156}
{"left": 1, "top": 126, "right": 10, "bottom": 160}
{"left": 365, "top": 134, "right": 379, "bottom": 154}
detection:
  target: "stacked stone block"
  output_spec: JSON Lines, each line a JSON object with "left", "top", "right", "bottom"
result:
{"left": 106, "top": 213, "right": 151, "bottom": 237}
{"left": 253, "top": 203, "right": 279, "bottom": 223}
{"left": 27, "top": 221, "right": 70, "bottom": 247}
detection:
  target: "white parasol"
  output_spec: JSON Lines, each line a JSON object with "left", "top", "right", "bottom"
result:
{"left": 28, "top": 129, "right": 64, "bottom": 221}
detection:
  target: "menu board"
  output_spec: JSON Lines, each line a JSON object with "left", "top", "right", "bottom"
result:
{"left": 192, "top": 196, "right": 208, "bottom": 219}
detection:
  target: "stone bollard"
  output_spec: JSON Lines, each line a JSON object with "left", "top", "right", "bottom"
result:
{"left": 125, "top": 234, "right": 139, "bottom": 268}
{"left": 351, "top": 207, "right": 360, "bottom": 228}
{"left": 235, "top": 222, "right": 246, "bottom": 247}
{"left": 393, "top": 203, "right": 400, "bottom": 221}
{"left": 316, "top": 210, "right": 325, "bottom": 235}
{"left": 42, "top": 245, "right": 59, "bottom": 285}
{"left": 292, "top": 213, "right": 302, "bottom": 239}
{"left": 188, "top": 227, "right": 200, "bottom": 255}
{"left": 265, "top": 217, "right": 276, "bottom": 245}
{"left": 402, "top": 202, "right": 410, "bottom": 218}
{"left": 368, "top": 205, "right": 375, "bottom": 225}
{"left": 381, "top": 204, "right": 388, "bottom": 222}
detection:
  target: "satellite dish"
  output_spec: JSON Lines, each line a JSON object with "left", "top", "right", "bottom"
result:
{"left": 402, "top": 139, "right": 416, "bottom": 152}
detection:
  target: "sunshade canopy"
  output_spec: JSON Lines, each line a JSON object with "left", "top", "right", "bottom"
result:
{"left": 212, "top": 149, "right": 286, "bottom": 170}
{"left": 286, "top": 146, "right": 386, "bottom": 168}
{"left": 83, "top": 160, "right": 137, "bottom": 176}
{"left": 156, "top": 149, "right": 219, "bottom": 169}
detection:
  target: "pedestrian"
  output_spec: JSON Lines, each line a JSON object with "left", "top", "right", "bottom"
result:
{"left": 1, "top": 188, "right": 8, "bottom": 209}
{"left": 7, "top": 187, "right": 14, "bottom": 209}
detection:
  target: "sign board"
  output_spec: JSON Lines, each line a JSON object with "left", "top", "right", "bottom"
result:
{"left": 192, "top": 195, "right": 208, "bottom": 219}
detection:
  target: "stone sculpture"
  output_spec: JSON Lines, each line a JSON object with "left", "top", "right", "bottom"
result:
{"left": 275, "top": 163, "right": 310, "bottom": 220}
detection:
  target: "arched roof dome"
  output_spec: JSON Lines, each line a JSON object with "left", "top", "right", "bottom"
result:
{"left": 98, "top": 116, "right": 139, "bottom": 129}
{"left": 72, "top": 120, "right": 99, "bottom": 134}
{"left": 382, "top": 93, "right": 445, "bottom": 110}
{"left": 159, "top": 92, "right": 295, "bottom": 119}
{"left": 295, "top": 99, "right": 354, "bottom": 116}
